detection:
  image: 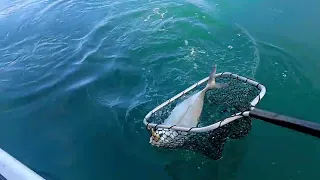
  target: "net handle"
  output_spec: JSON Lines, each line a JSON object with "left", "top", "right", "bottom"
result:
{"left": 247, "top": 108, "right": 320, "bottom": 138}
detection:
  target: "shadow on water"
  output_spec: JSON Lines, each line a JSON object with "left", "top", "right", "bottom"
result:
{"left": 125, "top": 92, "right": 252, "bottom": 180}
{"left": 162, "top": 138, "right": 250, "bottom": 180}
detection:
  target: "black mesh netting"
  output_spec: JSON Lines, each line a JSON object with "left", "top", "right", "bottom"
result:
{"left": 146, "top": 75, "right": 261, "bottom": 160}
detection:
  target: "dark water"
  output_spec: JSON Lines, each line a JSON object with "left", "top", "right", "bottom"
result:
{"left": 0, "top": 0, "right": 319, "bottom": 179}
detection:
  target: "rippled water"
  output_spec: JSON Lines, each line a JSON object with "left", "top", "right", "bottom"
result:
{"left": 0, "top": 0, "right": 320, "bottom": 180}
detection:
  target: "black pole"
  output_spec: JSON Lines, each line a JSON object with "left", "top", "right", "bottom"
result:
{"left": 249, "top": 108, "right": 320, "bottom": 138}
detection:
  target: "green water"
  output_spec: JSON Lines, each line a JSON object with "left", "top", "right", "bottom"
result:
{"left": 0, "top": 0, "right": 319, "bottom": 179}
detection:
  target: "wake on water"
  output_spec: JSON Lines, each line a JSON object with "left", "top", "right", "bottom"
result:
{"left": 0, "top": 0, "right": 264, "bottom": 179}
{"left": 0, "top": 0, "right": 261, "bottom": 154}
{"left": 120, "top": 1, "right": 261, "bottom": 163}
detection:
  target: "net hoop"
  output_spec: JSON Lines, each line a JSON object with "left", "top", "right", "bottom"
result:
{"left": 143, "top": 72, "right": 266, "bottom": 133}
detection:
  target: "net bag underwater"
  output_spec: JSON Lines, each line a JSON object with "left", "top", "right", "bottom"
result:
{"left": 143, "top": 68, "right": 320, "bottom": 160}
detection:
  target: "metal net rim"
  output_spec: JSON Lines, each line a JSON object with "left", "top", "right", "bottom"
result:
{"left": 143, "top": 72, "right": 266, "bottom": 133}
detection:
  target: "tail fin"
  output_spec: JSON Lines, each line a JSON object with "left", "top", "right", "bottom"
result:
{"left": 206, "top": 64, "right": 229, "bottom": 89}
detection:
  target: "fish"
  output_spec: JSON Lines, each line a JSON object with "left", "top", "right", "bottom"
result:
{"left": 149, "top": 64, "right": 228, "bottom": 146}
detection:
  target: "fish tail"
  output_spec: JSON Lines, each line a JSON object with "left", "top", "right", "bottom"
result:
{"left": 206, "top": 64, "right": 229, "bottom": 90}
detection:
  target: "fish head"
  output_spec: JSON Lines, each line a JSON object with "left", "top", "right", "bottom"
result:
{"left": 149, "top": 127, "right": 186, "bottom": 147}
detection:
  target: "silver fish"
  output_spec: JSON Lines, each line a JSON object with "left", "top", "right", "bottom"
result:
{"left": 150, "top": 65, "right": 228, "bottom": 146}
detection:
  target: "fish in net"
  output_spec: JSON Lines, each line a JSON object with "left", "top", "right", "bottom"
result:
{"left": 144, "top": 66, "right": 320, "bottom": 160}
{"left": 144, "top": 70, "right": 262, "bottom": 160}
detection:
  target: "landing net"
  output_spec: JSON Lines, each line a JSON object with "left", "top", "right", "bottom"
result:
{"left": 143, "top": 72, "right": 266, "bottom": 160}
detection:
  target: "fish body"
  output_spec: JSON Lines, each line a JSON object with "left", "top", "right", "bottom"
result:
{"left": 162, "top": 89, "right": 206, "bottom": 128}
{"left": 150, "top": 65, "right": 228, "bottom": 146}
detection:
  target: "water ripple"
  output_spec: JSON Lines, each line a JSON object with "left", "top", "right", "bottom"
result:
{"left": 0, "top": 0, "right": 42, "bottom": 19}
{"left": 0, "top": 1, "right": 266, "bottom": 179}
{"left": 38, "top": 0, "right": 67, "bottom": 15}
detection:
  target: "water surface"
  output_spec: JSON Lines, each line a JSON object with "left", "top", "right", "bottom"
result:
{"left": 0, "top": 0, "right": 319, "bottom": 179}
